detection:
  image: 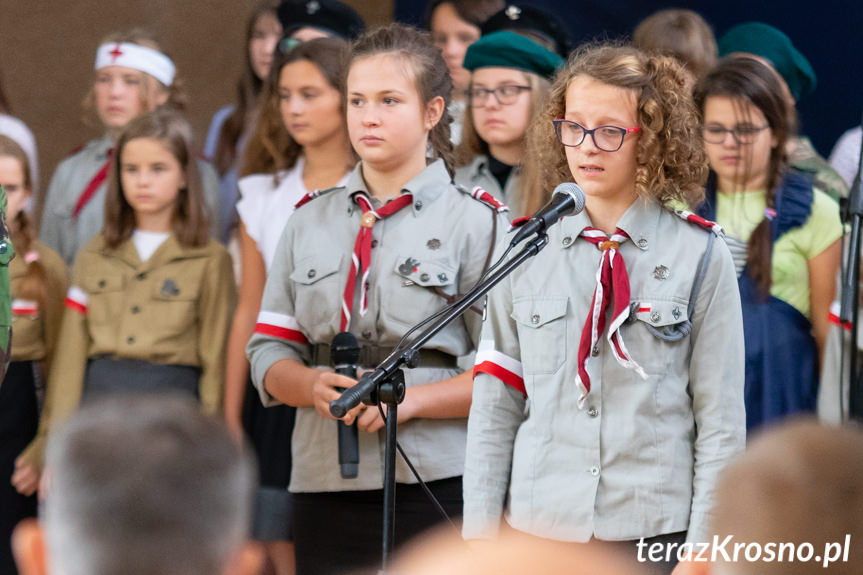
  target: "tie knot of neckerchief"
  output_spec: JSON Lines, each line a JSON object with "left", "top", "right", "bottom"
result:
{"left": 341, "top": 191, "right": 413, "bottom": 331}
{"left": 574, "top": 227, "right": 646, "bottom": 408}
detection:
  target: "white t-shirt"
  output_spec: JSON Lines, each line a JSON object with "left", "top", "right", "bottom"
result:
{"left": 132, "top": 229, "right": 170, "bottom": 262}
{"left": 829, "top": 126, "right": 862, "bottom": 188}
{"left": 237, "top": 157, "right": 349, "bottom": 271}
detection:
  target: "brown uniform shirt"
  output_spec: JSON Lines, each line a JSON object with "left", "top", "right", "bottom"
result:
{"left": 18, "top": 233, "right": 235, "bottom": 469}
{"left": 9, "top": 240, "right": 68, "bottom": 363}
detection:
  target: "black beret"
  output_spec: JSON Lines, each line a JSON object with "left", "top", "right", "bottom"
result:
{"left": 277, "top": 0, "right": 365, "bottom": 41}
{"left": 481, "top": 4, "right": 573, "bottom": 58}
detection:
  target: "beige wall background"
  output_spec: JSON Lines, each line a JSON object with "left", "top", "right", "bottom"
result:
{"left": 0, "top": 0, "right": 391, "bottom": 212}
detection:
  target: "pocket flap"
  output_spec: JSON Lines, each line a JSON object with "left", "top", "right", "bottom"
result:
{"left": 84, "top": 273, "right": 125, "bottom": 293}
{"left": 512, "top": 296, "right": 569, "bottom": 328}
{"left": 393, "top": 256, "right": 456, "bottom": 287}
{"left": 152, "top": 274, "right": 200, "bottom": 301}
{"left": 633, "top": 300, "right": 689, "bottom": 327}
{"left": 290, "top": 253, "right": 343, "bottom": 285}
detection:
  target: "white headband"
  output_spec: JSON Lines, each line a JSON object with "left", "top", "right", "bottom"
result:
{"left": 94, "top": 42, "right": 176, "bottom": 86}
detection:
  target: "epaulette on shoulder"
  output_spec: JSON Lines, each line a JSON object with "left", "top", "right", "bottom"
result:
{"left": 456, "top": 184, "right": 510, "bottom": 214}
{"left": 673, "top": 209, "right": 724, "bottom": 237}
{"left": 65, "top": 143, "right": 86, "bottom": 158}
{"left": 507, "top": 216, "right": 530, "bottom": 232}
{"left": 294, "top": 186, "right": 341, "bottom": 210}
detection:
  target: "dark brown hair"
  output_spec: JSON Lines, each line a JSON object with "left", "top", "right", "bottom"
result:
{"left": 0, "top": 135, "right": 46, "bottom": 310}
{"left": 424, "top": 0, "right": 505, "bottom": 28}
{"left": 242, "top": 36, "right": 351, "bottom": 179}
{"left": 633, "top": 9, "right": 718, "bottom": 81}
{"left": 83, "top": 29, "right": 187, "bottom": 129}
{"left": 0, "top": 68, "right": 10, "bottom": 114}
{"left": 347, "top": 23, "right": 456, "bottom": 177}
{"left": 104, "top": 109, "right": 209, "bottom": 249}
{"left": 213, "top": 0, "right": 280, "bottom": 176}
{"left": 524, "top": 43, "right": 708, "bottom": 215}
{"left": 694, "top": 56, "right": 793, "bottom": 297}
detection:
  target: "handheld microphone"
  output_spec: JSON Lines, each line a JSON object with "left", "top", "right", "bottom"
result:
{"left": 332, "top": 332, "right": 360, "bottom": 479}
{"left": 510, "top": 183, "right": 586, "bottom": 247}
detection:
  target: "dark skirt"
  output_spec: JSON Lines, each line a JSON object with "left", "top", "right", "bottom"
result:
{"left": 0, "top": 361, "right": 39, "bottom": 575}
{"left": 292, "top": 476, "right": 463, "bottom": 575}
{"left": 83, "top": 357, "right": 200, "bottom": 399}
{"left": 242, "top": 378, "right": 295, "bottom": 542}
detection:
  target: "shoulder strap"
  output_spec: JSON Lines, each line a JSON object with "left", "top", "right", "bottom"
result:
{"left": 293, "top": 186, "right": 340, "bottom": 210}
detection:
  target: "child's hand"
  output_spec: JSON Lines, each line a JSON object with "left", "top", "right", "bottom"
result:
{"left": 312, "top": 371, "right": 366, "bottom": 424}
{"left": 11, "top": 457, "right": 40, "bottom": 497}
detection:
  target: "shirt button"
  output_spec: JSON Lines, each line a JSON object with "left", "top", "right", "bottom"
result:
{"left": 307, "top": 269, "right": 316, "bottom": 279}
{"left": 591, "top": 344, "right": 599, "bottom": 357}
{"left": 562, "top": 236, "right": 572, "bottom": 246}
{"left": 136, "top": 272, "right": 147, "bottom": 281}
{"left": 420, "top": 273, "right": 430, "bottom": 282}
{"left": 415, "top": 200, "right": 423, "bottom": 210}
{"left": 531, "top": 314, "right": 540, "bottom": 324}
{"left": 590, "top": 466, "right": 600, "bottom": 476}
{"left": 98, "top": 279, "right": 106, "bottom": 288}
{"left": 131, "top": 306, "right": 140, "bottom": 314}
{"left": 650, "top": 310, "right": 661, "bottom": 323}
{"left": 361, "top": 330, "right": 373, "bottom": 340}
{"left": 127, "top": 336, "right": 135, "bottom": 344}
{"left": 588, "top": 407, "right": 599, "bottom": 418}
{"left": 371, "top": 240, "right": 378, "bottom": 248}
{"left": 637, "top": 238, "right": 648, "bottom": 249}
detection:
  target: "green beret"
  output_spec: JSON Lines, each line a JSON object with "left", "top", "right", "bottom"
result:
{"left": 463, "top": 31, "right": 563, "bottom": 81}
{"left": 718, "top": 22, "right": 816, "bottom": 101}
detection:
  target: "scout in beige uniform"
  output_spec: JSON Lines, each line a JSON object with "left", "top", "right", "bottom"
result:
{"left": 18, "top": 110, "right": 235, "bottom": 483}
{"left": 0, "top": 137, "right": 66, "bottom": 574}
{"left": 463, "top": 45, "right": 745, "bottom": 575}
{"left": 247, "top": 24, "right": 506, "bottom": 575}
{"left": 40, "top": 30, "right": 222, "bottom": 267}
{"left": 453, "top": 32, "right": 561, "bottom": 218}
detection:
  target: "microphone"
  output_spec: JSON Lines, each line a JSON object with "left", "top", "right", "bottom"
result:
{"left": 510, "top": 183, "right": 586, "bottom": 247}
{"left": 331, "top": 332, "right": 360, "bottom": 479}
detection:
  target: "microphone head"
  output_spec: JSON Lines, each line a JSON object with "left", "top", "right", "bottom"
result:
{"left": 553, "top": 182, "right": 586, "bottom": 215}
{"left": 332, "top": 331, "right": 360, "bottom": 365}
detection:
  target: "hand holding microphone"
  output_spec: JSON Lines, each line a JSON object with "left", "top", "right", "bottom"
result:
{"left": 331, "top": 332, "right": 360, "bottom": 479}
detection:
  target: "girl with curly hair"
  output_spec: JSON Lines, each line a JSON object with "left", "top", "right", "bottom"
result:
{"left": 463, "top": 44, "right": 746, "bottom": 573}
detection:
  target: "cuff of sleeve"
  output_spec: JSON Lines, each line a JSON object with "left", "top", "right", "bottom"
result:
{"left": 461, "top": 502, "right": 504, "bottom": 541}
{"left": 685, "top": 510, "right": 713, "bottom": 545}
{"left": 250, "top": 345, "right": 301, "bottom": 407}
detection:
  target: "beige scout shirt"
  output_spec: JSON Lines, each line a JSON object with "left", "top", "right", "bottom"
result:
{"left": 9, "top": 240, "right": 68, "bottom": 363}
{"left": 40, "top": 136, "right": 225, "bottom": 267}
{"left": 248, "top": 159, "right": 506, "bottom": 493}
{"left": 454, "top": 155, "right": 524, "bottom": 219}
{"left": 18, "top": 234, "right": 235, "bottom": 470}
{"left": 463, "top": 197, "right": 746, "bottom": 544}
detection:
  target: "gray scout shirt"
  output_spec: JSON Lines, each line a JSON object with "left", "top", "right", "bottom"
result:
{"left": 40, "top": 136, "right": 224, "bottom": 267}
{"left": 454, "top": 155, "right": 524, "bottom": 219}
{"left": 463, "top": 197, "right": 746, "bottom": 544}
{"left": 247, "top": 159, "right": 506, "bottom": 493}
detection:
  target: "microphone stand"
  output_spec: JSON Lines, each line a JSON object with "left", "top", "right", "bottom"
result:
{"left": 330, "top": 232, "right": 549, "bottom": 573}
{"left": 839, "top": 111, "right": 863, "bottom": 422}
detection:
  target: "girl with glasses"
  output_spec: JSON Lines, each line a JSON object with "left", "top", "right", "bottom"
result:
{"left": 694, "top": 57, "right": 842, "bottom": 430}
{"left": 463, "top": 44, "right": 745, "bottom": 574}
{"left": 454, "top": 31, "right": 561, "bottom": 217}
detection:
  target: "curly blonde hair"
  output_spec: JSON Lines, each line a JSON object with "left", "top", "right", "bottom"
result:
{"left": 523, "top": 43, "right": 708, "bottom": 215}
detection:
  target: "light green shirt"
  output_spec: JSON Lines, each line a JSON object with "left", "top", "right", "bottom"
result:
{"left": 715, "top": 187, "right": 842, "bottom": 318}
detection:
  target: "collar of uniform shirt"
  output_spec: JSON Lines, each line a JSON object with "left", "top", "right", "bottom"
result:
{"left": 558, "top": 195, "right": 660, "bottom": 251}
{"left": 344, "top": 158, "right": 450, "bottom": 216}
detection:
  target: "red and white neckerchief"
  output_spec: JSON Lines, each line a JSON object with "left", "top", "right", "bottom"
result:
{"left": 73, "top": 149, "right": 114, "bottom": 219}
{"left": 341, "top": 191, "right": 413, "bottom": 331}
{"left": 575, "top": 227, "right": 646, "bottom": 408}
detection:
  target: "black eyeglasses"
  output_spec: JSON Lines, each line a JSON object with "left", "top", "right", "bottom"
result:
{"left": 553, "top": 119, "right": 641, "bottom": 152}
{"left": 702, "top": 123, "right": 769, "bottom": 144}
{"left": 467, "top": 84, "right": 531, "bottom": 108}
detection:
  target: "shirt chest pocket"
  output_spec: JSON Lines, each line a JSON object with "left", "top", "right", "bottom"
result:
{"left": 384, "top": 256, "right": 457, "bottom": 328}
{"left": 623, "top": 299, "right": 691, "bottom": 373}
{"left": 512, "top": 296, "right": 568, "bottom": 375}
{"left": 84, "top": 274, "right": 126, "bottom": 326}
{"left": 290, "top": 253, "right": 343, "bottom": 329}
{"left": 150, "top": 270, "right": 203, "bottom": 336}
